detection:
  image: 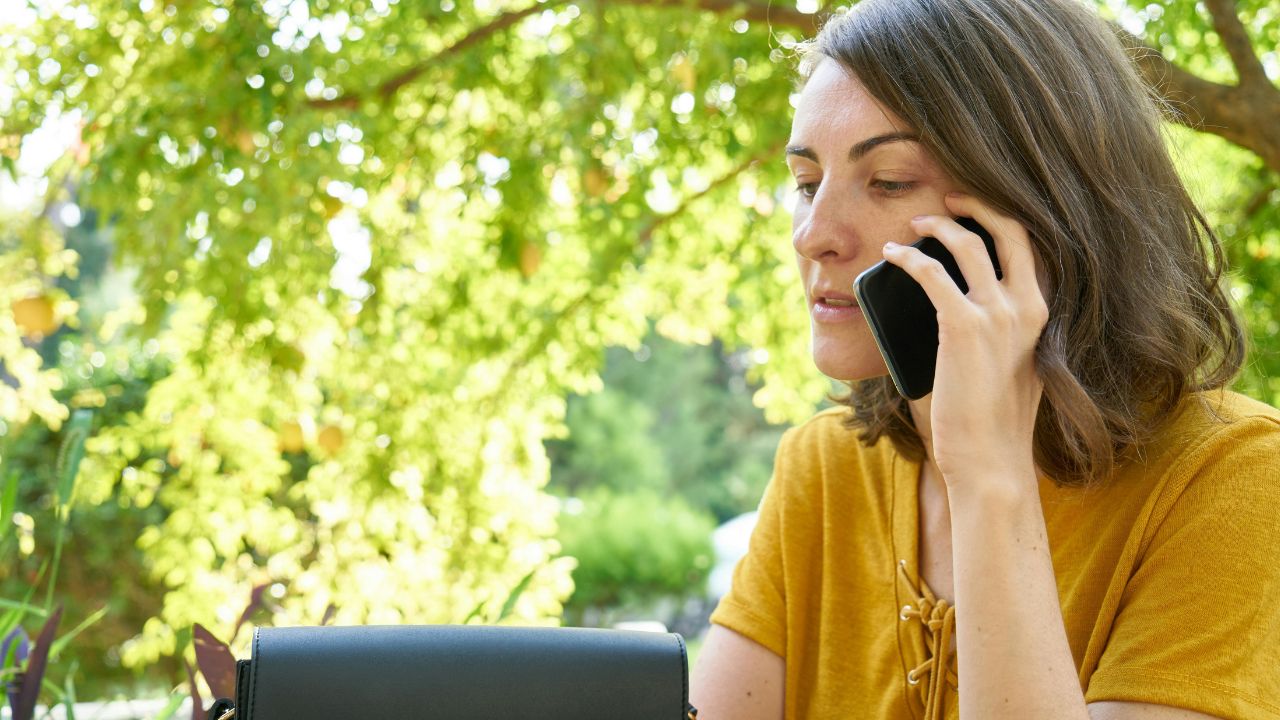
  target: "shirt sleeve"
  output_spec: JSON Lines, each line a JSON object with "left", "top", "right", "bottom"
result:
{"left": 707, "top": 428, "right": 794, "bottom": 659}
{"left": 1084, "top": 416, "right": 1280, "bottom": 719}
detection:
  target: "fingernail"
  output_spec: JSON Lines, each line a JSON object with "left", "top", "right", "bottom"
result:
{"left": 884, "top": 241, "right": 899, "bottom": 250}
{"left": 946, "top": 191, "right": 964, "bottom": 198}
{"left": 911, "top": 215, "right": 927, "bottom": 222}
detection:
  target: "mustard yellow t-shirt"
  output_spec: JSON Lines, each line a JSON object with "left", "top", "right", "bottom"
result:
{"left": 709, "top": 389, "right": 1280, "bottom": 719}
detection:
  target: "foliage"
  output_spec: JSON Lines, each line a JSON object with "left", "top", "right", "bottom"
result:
{"left": 1100, "top": 0, "right": 1280, "bottom": 398}
{"left": 1166, "top": 125, "right": 1280, "bottom": 401}
{"left": 557, "top": 487, "right": 714, "bottom": 621}
{"left": 2, "top": 0, "right": 820, "bottom": 693}
{"left": 0, "top": 0, "right": 1276, "bottom": 700}
{"left": 546, "top": 331, "right": 786, "bottom": 621}
{"left": 0, "top": 337, "right": 188, "bottom": 695}
{"left": 1, "top": 409, "right": 107, "bottom": 720}
{"left": 549, "top": 329, "right": 790, "bottom": 524}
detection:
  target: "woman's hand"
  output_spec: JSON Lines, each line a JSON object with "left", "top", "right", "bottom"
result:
{"left": 880, "top": 192, "right": 1048, "bottom": 495}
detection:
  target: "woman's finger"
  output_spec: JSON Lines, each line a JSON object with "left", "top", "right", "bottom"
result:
{"left": 943, "top": 193, "right": 1040, "bottom": 298}
{"left": 880, "top": 241, "right": 971, "bottom": 317}
{"left": 908, "top": 214, "right": 1001, "bottom": 300}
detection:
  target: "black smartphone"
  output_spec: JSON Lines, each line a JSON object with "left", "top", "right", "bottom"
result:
{"left": 852, "top": 216, "right": 1003, "bottom": 400}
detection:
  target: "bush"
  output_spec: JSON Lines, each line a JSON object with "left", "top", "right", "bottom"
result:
{"left": 557, "top": 488, "right": 714, "bottom": 621}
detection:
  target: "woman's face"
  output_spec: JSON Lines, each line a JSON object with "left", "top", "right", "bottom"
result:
{"left": 787, "top": 58, "right": 964, "bottom": 381}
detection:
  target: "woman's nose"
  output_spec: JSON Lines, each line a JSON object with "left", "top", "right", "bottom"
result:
{"left": 792, "top": 189, "right": 856, "bottom": 262}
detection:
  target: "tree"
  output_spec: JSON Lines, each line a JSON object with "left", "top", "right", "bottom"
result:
{"left": 0, "top": 0, "right": 1275, "bottom": 695}
{"left": 548, "top": 331, "right": 787, "bottom": 523}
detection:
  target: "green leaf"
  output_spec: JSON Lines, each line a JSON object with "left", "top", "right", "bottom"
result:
{"left": 174, "top": 624, "right": 193, "bottom": 655}
{"left": 495, "top": 569, "right": 539, "bottom": 623}
{"left": 56, "top": 410, "right": 94, "bottom": 510}
{"left": 461, "top": 600, "right": 487, "bottom": 626}
{"left": 0, "top": 599, "right": 46, "bottom": 615}
{"left": 48, "top": 605, "right": 109, "bottom": 662}
{"left": 62, "top": 664, "right": 79, "bottom": 720}
{"left": 0, "top": 469, "right": 17, "bottom": 540}
{"left": 151, "top": 691, "right": 188, "bottom": 720}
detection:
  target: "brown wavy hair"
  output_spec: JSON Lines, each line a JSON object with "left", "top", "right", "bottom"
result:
{"left": 801, "top": 0, "right": 1245, "bottom": 486}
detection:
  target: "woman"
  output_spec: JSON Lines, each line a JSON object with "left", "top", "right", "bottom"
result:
{"left": 689, "top": 0, "right": 1280, "bottom": 718}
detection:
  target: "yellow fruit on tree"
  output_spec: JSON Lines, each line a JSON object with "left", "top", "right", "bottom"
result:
{"left": 671, "top": 55, "right": 696, "bottom": 92}
{"left": 584, "top": 168, "right": 608, "bottom": 197}
{"left": 317, "top": 424, "right": 345, "bottom": 455}
{"left": 278, "top": 421, "right": 305, "bottom": 454}
{"left": 321, "top": 195, "right": 344, "bottom": 219}
{"left": 519, "top": 242, "right": 542, "bottom": 278}
{"left": 10, "top": 295, "right": 58, "bottom": 338}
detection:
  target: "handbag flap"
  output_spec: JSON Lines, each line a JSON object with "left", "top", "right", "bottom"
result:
{"left": 239, "top": 625, "right": 690, "bottom": 720}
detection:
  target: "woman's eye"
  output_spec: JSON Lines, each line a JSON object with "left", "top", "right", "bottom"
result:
{"left": 872, "top": 179, "right": 915, "bottom": 195}
{"left": 794, "top": 181, "right": 819, "bottom": 199}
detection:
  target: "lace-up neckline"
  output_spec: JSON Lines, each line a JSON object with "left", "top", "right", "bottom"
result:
{"left": 889, "top": 451, "right": 961, "bottom": 720}
{"left": 897, "top": 559, "right": 958, "bottom": 719}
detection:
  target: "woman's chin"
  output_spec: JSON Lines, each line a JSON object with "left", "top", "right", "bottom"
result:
{"left": 812, "top": 352, "right": 889, "bottom": 383}
{"left": 810, "top": 325, "right": 886, "bottom": 383}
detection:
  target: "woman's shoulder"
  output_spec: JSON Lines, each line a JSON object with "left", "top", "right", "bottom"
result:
{"left": 788, "top": 405, "right": 855, "bottom": 437}
{"left": 766, "top": 407, "right": 900, "bottom": 519}
{"left": 782, "top": 406, "right": 893, "bottom": 453}
{"left": 1137, "top": 389, "right": 1280, "bottom": 490}
{"left": 1156, "top": 389, "right": 1280, "bottom": 447}
{"left": 774, "top": 406, "right": 899, "bottom": 481}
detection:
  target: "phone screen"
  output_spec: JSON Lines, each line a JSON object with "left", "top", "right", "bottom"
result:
{"left": 852, "top": 216, "right": 1002, "bottom": 400}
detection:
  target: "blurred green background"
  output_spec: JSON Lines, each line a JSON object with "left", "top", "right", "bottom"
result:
{"left": 1, "top": 0, "right": 1277, "bottom": 706}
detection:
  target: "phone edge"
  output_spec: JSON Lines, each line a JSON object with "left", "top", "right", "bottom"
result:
{"left": 853, "top": 262, "right": 925, "bottom": 401}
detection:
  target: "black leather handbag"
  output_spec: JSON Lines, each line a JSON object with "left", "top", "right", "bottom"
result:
{"left": 206, "top": 624, "right": 698, "bottom": 719}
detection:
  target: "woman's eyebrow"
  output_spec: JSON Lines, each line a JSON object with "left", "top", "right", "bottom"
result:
{"left": 784, "top": 145, "right": 820, "bottom": 163}
{"left": 785, "top": 132, "right": 921, "bottom": 164}
{"left": 849, "top": 132, "right": 919, "bottom": 160}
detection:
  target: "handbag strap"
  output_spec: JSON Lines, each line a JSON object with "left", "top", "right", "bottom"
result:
{"left": 205, "top": 698, "right": 235, "bottom": 720}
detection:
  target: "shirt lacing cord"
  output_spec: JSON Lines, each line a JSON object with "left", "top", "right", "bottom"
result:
{"left": 897, "top": 559, "right": 958, "bottom": 720}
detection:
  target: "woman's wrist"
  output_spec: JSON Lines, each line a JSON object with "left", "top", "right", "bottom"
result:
{"left": 942, "top": 460, "right": 1041, "bottom": 504}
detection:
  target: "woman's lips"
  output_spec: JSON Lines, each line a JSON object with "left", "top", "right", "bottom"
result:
{"left": 811, "top": 297, "right": 863, "bottom": 324}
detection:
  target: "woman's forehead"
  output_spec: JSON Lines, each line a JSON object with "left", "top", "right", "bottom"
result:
{"left": 789, "top": 59, "right": 913, "bottom": 159}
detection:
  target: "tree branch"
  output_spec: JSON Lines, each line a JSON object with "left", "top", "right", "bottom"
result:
{"left": 309, "top": 1, "right": 572, "bottom": 110}
{"left": 485, "top": 139, "right": 784, "bottom": 405}
{"left": 1115, "top": 27, "right": 1280, "bottom": 173}
{"left": 1243, "top": 183, "right": 1276, "bottom": 219}
{"left": 686, "top": 1, "right": 1279, "bottom": 173}
{"left": 311, "top": 0, "right": 831, "bottom": 111}
{"left": 379, "top": 2, "right": 562, "bottom": 100}
{"left": 609, "top": 0, "right": 828, "bottom": 32}
{"left": 638, "top": 139, "right": 785, "bottom": 247}
{"left": 1201, "top": 0, "right": 1269, "bottom": 89}
{"left": 308, "top": 0, "right": 1280, "bottom": 174}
